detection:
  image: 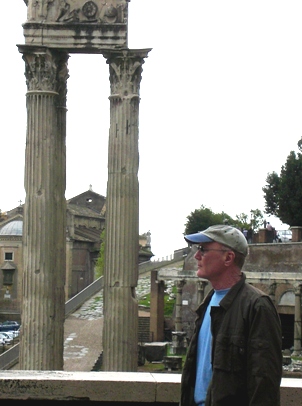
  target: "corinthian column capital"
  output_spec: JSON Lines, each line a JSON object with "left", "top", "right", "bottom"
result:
{"left": 19, "top": 47, "right": 69, "bottom": 95}
{"left": 102, "top": 49, "right": 151, "bottom": 99}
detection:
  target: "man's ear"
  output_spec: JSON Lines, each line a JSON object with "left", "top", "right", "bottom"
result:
{"left": 225, "top": 250, "right": 235, "bottom": 266}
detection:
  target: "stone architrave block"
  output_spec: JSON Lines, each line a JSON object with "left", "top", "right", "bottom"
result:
{"left": 23, "top": 0, "right": 129, "bottom": 51}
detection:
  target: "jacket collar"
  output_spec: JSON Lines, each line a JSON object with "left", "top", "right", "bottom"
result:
{"left": 218, "top": 272, "right": 246, "bottom": 310}
{"left": 196, "top": 272, "right": 246, "bottom": 315}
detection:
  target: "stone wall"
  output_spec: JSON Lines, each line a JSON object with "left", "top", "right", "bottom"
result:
{"left": 243, "top": 242, "right": 302, "bottom": 274}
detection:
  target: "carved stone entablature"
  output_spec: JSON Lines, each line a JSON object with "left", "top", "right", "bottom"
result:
{"left": 103, "top": 49, "right": 151, "bottom": 100}
{"left": 22, "top": 0, "right": 129, "bottom": 51}
{"left": 25, "top": 0, "right": 128, "bottom": 24}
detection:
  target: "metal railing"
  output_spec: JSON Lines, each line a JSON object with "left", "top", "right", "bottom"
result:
{"left": 65, "top": 276, "right": 104, "bottom": 317}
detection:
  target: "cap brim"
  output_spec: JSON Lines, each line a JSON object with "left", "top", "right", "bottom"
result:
{"left": 184, "top": 232, "right": 214, "bottom": 244}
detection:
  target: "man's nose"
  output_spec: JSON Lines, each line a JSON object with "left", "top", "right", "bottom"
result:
{"left": 194, "top": 249, "right": 201, "bottom": 260}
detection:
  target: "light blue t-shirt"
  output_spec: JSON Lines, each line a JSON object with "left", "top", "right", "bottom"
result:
{"left": 194, "top": 288, "right": 230, "bottom": 406}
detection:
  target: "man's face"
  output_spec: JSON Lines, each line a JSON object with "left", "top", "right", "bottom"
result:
{"left": 194, "top": 242, "right": 230, "bottom": 282}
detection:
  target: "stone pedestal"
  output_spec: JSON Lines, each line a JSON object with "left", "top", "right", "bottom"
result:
{"left": 291, "top": 227, "right": 302, "bottom": 242}
{"left": 163, "top": 356, "right": 182, "bottom": 371}
{"left": 170, "top": 331, "right": 187, "bottom": 355}
{"left": 144, "top": 342, "right": 168, "bottom": 362}
{"left": 258, "top": 228, "right": 268, "bottom": 243}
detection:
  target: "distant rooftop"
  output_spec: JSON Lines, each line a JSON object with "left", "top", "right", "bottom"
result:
{"left": 0, "top": 220, "right": 23, "bottom": 236}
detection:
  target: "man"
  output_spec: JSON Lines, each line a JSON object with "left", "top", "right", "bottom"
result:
{"left": 180, "top": 224, "right": 282, "bottom": 406}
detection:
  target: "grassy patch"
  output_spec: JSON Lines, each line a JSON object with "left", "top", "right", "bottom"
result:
{"left": 138, "top": 285, "right": 177, "bottom": 317}
{"left": 139, "top": 295, "right": 151, "bottom": 308}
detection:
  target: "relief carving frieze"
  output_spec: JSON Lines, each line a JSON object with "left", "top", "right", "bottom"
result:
{"left": 24, "top": 0, "right": 128, "bottom": 24}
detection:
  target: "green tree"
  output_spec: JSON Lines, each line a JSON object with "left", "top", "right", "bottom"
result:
{"left": 184, "top": 205, "right": 263, "bottom": 234}
{"left": 184, "top": 205, "right": 227, "bottom": 235}
{"left": 95, "top": 229, "right": 105, "bottom": 279}
{"left": 184, "top": 206, "right": 264, "bottom": 236}
{"left": 249, "top": 209, "right": 264, "bottom": 231}
{"left": 263, "top": 138, "right": 302, "bottom": 226}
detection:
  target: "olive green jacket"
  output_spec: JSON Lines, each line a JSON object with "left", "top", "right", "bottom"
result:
{"left": 180, "top": 273, "right": 283, "bottom": 406}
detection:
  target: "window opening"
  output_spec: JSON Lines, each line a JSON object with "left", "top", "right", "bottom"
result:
{"left": 5, "top": 252, "right": 13, "bottom": 261}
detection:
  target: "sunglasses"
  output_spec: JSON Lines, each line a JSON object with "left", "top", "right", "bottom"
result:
{"left": 194, "top": 245, "right": 230, "bottom": 256}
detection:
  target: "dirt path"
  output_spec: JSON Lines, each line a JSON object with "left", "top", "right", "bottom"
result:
{"left": 63, "top": 316, "right": 103, "bottom": 372}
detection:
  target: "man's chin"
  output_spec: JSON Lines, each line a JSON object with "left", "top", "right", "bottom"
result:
{"left": 197, "top": 269, "right": 206, "bottom": 279}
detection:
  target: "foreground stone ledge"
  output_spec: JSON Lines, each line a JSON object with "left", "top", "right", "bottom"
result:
{"left": 281, "top": 378, "right": 302, "bottom": 405}
{"left": 0, "top": 372, "right": 300, "bottom": 405}
{"left": 0, "top": 371, "right": 181, "bottom": 403}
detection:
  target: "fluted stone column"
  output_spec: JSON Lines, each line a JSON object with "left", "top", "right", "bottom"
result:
{"left": 101, "top": 49, "right": 151, "bottom": 371}
{"left": 197, "top": 280, "right": 207, "bottom": 305}
{"left": 268, "top": 282, "right": 277, "bottom": 305}
{"left": 175, "top": 280, "right": 186, "bottom": 332}
{"left": 292, "top": 285, "right": 302, "bottom": 356}
{"left": 18, "top": 46, "right": 68, "bottom": 370}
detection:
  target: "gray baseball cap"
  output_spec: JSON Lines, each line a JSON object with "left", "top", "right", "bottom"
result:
{"left": 184, "top": 224, "right": 248, "bottom": 256}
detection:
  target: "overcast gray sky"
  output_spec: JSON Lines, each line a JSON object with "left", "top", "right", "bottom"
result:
{"left": 1, "top": 1, "right": 302, "bottom": 258}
